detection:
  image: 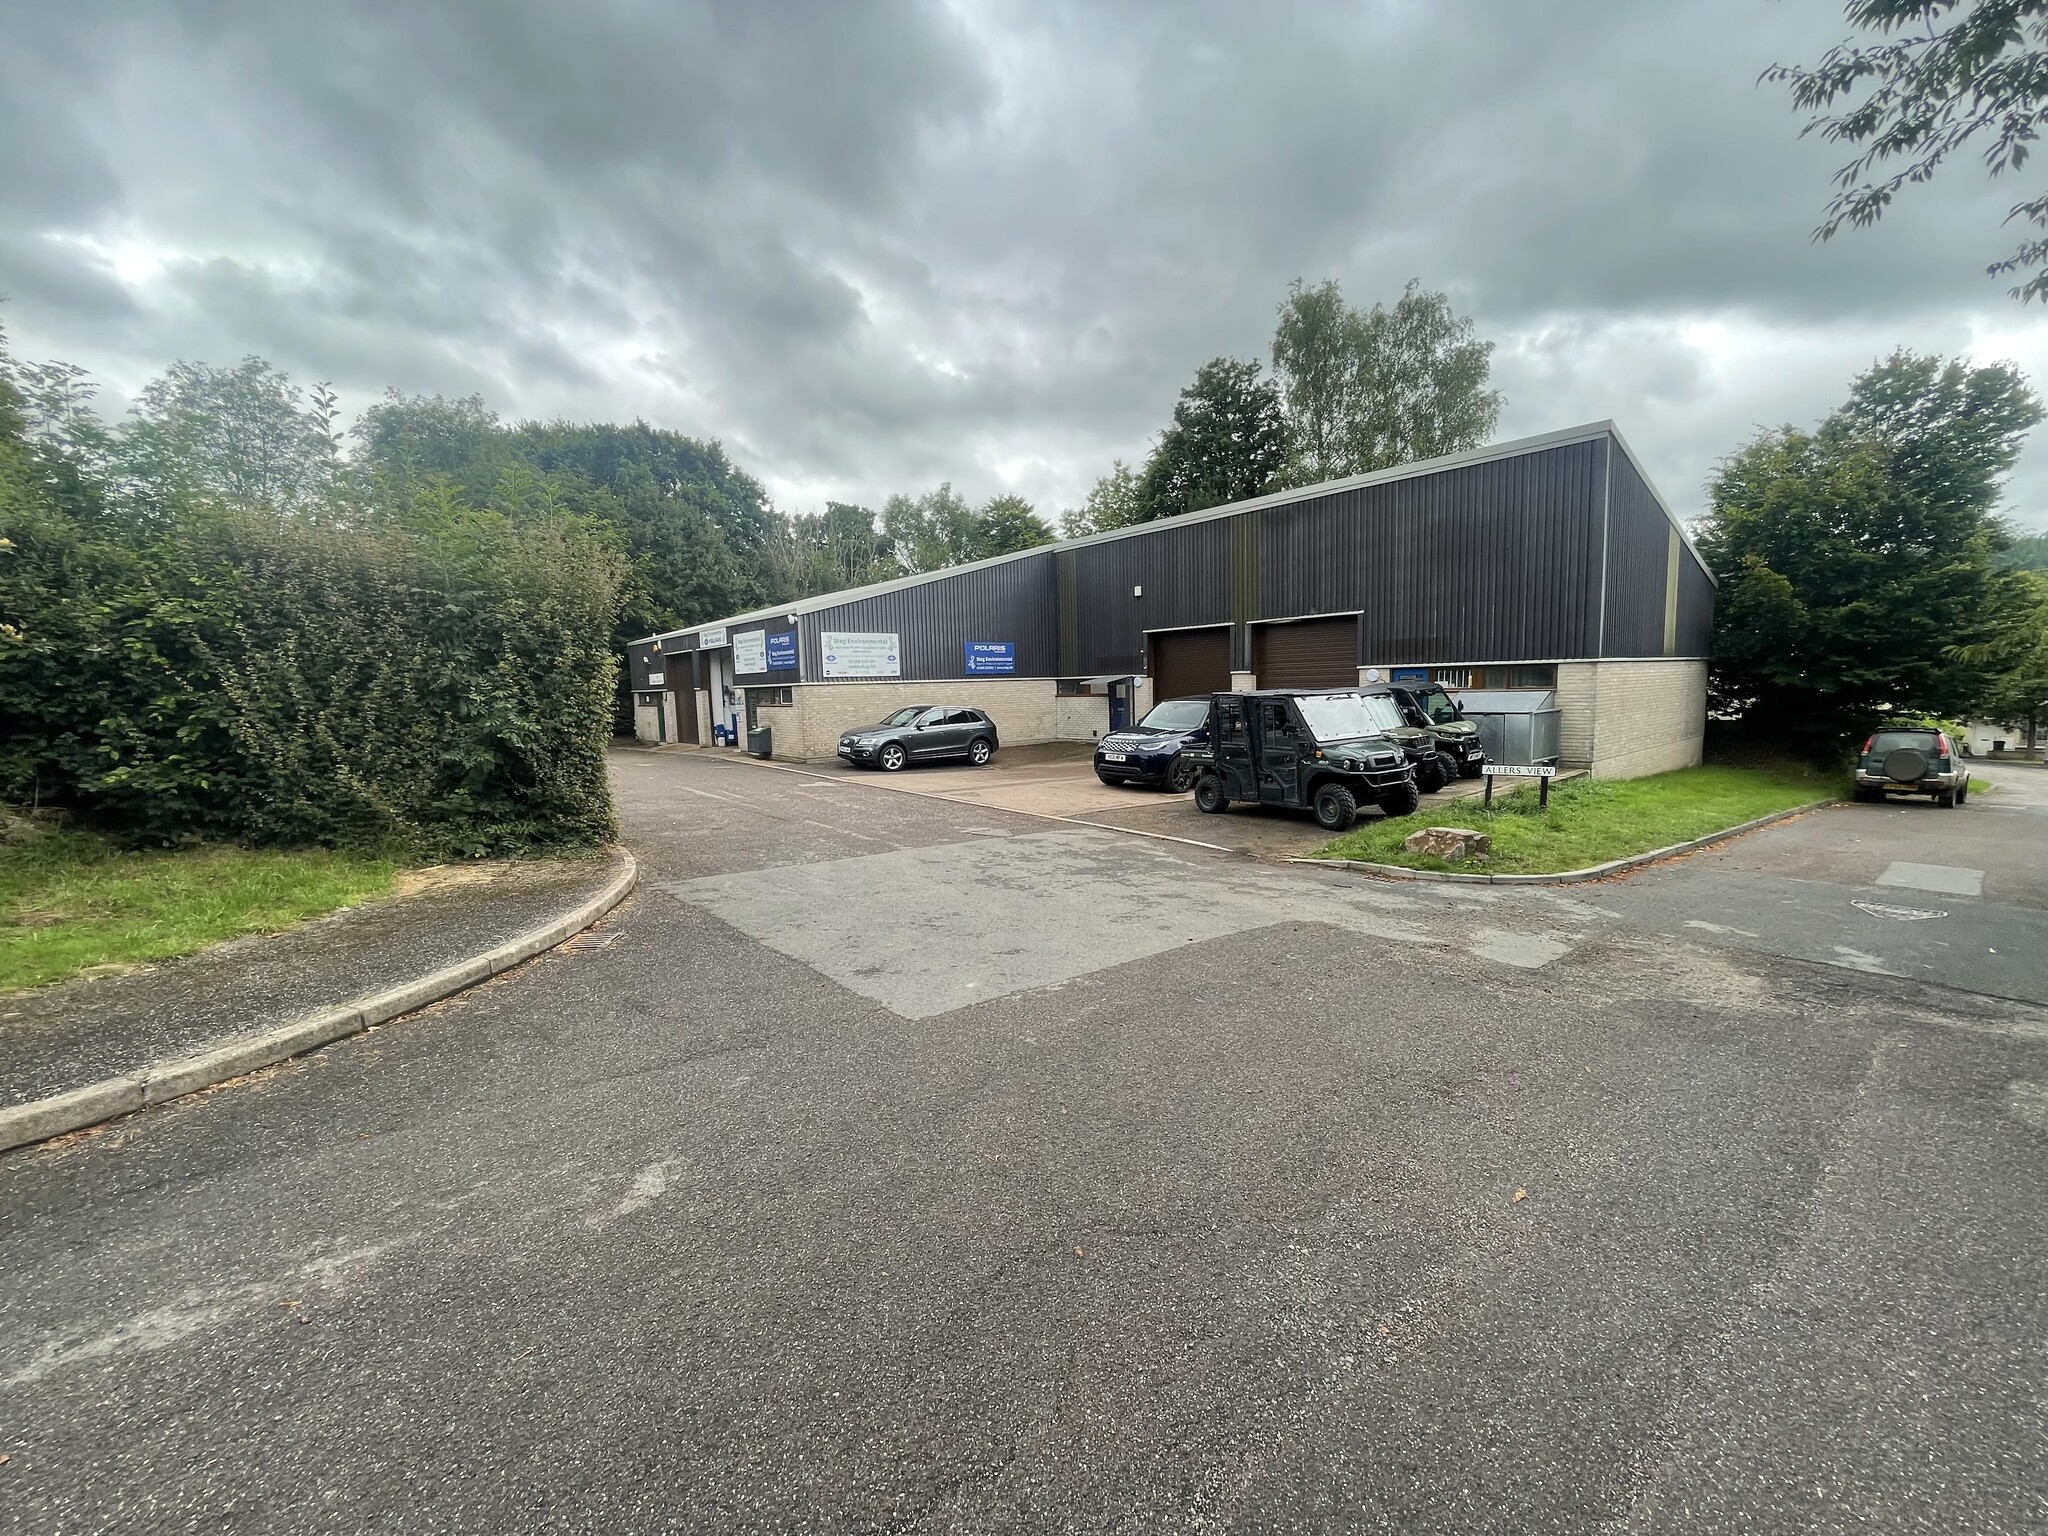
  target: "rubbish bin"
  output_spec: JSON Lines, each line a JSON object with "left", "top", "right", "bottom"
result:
{"left": 746, "top": 726, "right": 773, "bottom": 760}
{"left": 1455, "top": 689, "right": 1562, "bottom": 767}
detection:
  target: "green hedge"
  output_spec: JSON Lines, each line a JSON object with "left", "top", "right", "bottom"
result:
{"left": 2, "top": 466, "right": 622, "bottom": 856}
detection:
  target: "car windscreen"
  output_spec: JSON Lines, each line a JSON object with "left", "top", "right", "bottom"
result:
{"left": 1871, "top": 730, "right": 1939, "bottom": 755}
{"left": 1415, "top": 687, "right": 1462, "bottom": 724}
{"left": 1138, "top": 700, "right": 1209, "bottom": 731}
{"left": 880, "top": 707, "right": 925, "bottom": 726}
{"left": 1295, "top": 692, "right": 1406, "bottom": 744}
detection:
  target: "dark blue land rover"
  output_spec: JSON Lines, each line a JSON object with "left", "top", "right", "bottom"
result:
{"left": 1093, "top": 696, "right": 1212, "bottom": 792}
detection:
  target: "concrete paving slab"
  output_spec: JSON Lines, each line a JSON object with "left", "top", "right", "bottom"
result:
{"left": 659, "top": 825, "right": 1581, "bottom": 1020}
{"left": 1877, "top": 861, "right": 1984, "bottom": 897}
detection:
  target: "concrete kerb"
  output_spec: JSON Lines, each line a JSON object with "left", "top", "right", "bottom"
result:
{"left": 1293, "top": 798, "right": 1838, "bottom": 885}
{"left": 0, "top": 848, "right": 639, "bottom": 1155}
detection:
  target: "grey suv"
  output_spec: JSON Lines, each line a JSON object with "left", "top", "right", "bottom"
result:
{"left": 1853, "top": 727, "right": 1968, "bottom": 807}
{"left": 838, "top": 706, "right": 999, "bottom": 771}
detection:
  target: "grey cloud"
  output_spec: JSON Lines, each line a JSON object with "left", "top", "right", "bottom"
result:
{"left": 1, "top": 0, "right": 2043, "bottom": 531}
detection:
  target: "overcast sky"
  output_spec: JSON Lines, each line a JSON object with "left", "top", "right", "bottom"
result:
{"left": 3, "top": 0, "right": 2044, "bottom": 530}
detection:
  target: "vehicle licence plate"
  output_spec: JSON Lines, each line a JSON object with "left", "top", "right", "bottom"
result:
{"left": 1102, "top": 751, "right": 1127, "bottom": 762}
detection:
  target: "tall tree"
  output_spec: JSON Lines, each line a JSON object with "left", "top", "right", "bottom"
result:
{"left": 881, "top": 483, "right": 978, "bottom": 575}
{"left": 120, "top": 357, "right": 338, "bottom": 518}
{"left": 878, "top": 485, "right": 1053, "bottom": 573}
{"left": 973, "top": 493, "right": 1055, "bottom": 558}
{"left": 1270, "top": 278, "right": 1503, "bottom": 486}
{"left": 1954, "top": 566, "right": 2048, "bottom": 741}
{"left": 1136, "top": 357, "right": 1286, "bottom": 522}
{"left": 1997, "top": 529, "right": 2048, "bottom": 570}
{"left": 1060, "top": 460, "right": 1143, "bottom": 539}
{"left": 1768, "top": 2, "right": 2048, "bottom": 301}
{"left": 1696, "top": 350, "right": 2041, "bottom": 745}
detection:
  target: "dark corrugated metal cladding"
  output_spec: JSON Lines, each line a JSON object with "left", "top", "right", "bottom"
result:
{"left": 1601, "top": 448, "right": 1675, "bottom": 657}
{"left": 1256, "top": 440, "right": 1606, "bottom": 665}
{"left": 1676, "top": 555, "right": 1715, "bottom": 657}
{"left": 1069, "top": 515, "right": 1233, "bottom": 675}
{"left": 798, "top": 553, "right": 1059, "bottom": 679}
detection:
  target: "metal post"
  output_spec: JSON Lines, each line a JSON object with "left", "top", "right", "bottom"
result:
{"left": 1539, "top": 773, "right": 1550, "bottom": 810}
{"left": 1484, "top": 774, "right": 1493, "bottom": 810}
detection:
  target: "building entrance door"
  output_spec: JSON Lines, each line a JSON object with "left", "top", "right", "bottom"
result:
{"left": 1109, "top": 679, "right": 1132, "bottom": 730}
{"left": 672, "top": 674, "right": 699, "bottom": 743}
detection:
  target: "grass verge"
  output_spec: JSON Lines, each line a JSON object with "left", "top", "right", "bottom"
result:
{"left": 1312, "top": 761, "right": 1841, "bottom": 875}
{"left": 1970, "top": 777, "right": 1995, "bottom": 794}
{"left": 2, "top": 832, "right": 401, "bottom": 993}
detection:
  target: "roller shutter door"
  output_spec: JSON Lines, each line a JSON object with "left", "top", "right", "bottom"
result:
{"left": 1149, "top": 626, "right": 1231, "bottom": 703}
{"left": 1253, "top": 616, "right": 1358, "bottom": 690}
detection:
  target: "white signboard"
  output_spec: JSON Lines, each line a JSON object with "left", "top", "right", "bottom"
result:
{"left": 698, "top": 625, "right": 728, "bottom": 649}
{"left": 821, "top": 631, "right": 901, "bottom": 679}
{"left": 732, "top": 630, "right": 767, "bottom": 674}
{"left": 648, "top": 671, "right": 664, "bottom": 686}
{"left": 1481, "top": 764, "right": 1557, "bottom": 778}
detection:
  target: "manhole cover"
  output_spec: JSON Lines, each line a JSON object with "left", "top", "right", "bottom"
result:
{"left": 1852, "top": 901, "right": 1946, "bottom": 922}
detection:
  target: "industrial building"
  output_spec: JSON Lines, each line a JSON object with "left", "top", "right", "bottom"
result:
{"left": 626, "top": 422, "right": 1715, "bottom": 779}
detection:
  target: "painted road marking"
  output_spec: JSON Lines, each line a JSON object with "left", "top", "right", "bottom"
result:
{"left": 1876, "top": 862, "right": 1983, "bottom": 898}
{"left": 1853, "top": 901, "right": 1947, "bottom": 922}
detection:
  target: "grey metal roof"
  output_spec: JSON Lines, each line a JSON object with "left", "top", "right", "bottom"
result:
{"left": 636, "top": 420, "right": 1711, "bottom": 648}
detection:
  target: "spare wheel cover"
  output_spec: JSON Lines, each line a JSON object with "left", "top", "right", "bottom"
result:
{"left": 1883, "top": 747, "right": 1929, "bottom": 782}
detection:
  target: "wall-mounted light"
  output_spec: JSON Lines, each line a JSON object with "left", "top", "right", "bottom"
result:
{"left": 1132, "top": 584, "right": 1143, "bottom": 598}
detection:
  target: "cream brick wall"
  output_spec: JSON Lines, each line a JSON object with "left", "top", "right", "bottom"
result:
{"left": 1054, "top": 695, "right": 1111, "bottom": 740}
{"left": 1230, "top": 670, "right": 1256, "bottom": 690}
{"left": 633, "top": 703, "right": 660, "bottom": 743}
{"left": 1554, "top": 663, "right": 1598, "bottom": 769}
{"left": 779, "top": 679, "right": 1059, "bottom": 761}
{"left": 1132, "top": 676, "right": 1155, "bottom": 720}
{"left": 1554, "top": 659, "right": 1707, "bottom": 779}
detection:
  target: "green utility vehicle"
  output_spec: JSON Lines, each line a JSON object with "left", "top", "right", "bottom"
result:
{"left": 1387, "top": 682, "right": 1488, "bottom": 779}
{"left": 1185, "top": 689, "right": 1421, "bottom": 831}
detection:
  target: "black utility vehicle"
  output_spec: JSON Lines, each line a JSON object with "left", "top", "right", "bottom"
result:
{"left": 838, "top": 706, "right": 999, "bottom": 771}
{"left": 1351, "top": 685, "right": 1456, "bottom": 792}
{"left": 1853, "top": 726, "right": 1968, "bottom": 806}
{"left": 1388, "top": 682, "right": 1488, "bottom": 778}
{"left": 1094, "top": 696, "right": 1211, "bottom": 791}
{"left": 1184, "top": 689, "right": 1420, "bottom": 831}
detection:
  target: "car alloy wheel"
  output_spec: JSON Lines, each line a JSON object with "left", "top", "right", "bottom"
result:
{"left": 879, "top": 743, "right": 907, "bottom": 772}
{"left": 969, "top": 737, "right": 992, "bottom": 766}
{"left": 1166, "top": 754, "right": 1197, "bottom": 793}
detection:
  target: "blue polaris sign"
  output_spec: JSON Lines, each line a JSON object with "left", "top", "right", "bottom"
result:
{"left": 765, "top": 630, "right": 798, "bottom": 671}
{"left": 964, "top": 641, "right": 1015, "bottom": 676}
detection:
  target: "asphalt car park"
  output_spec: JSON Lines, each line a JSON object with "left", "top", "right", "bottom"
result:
{"left": 11, "top": 746, "right": 2043, "bottom": 1535}
{"left": 671, "top": 736, "right": 1534, "bottom": 860}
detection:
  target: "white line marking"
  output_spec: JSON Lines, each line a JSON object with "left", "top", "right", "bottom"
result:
{"left": 1852, "top": 901, "right": 1947, "bottom": 922}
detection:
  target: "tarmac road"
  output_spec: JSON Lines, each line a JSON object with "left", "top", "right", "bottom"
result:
{"left": 1, "top": 748, "right": 2043, "bottom": 1534}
